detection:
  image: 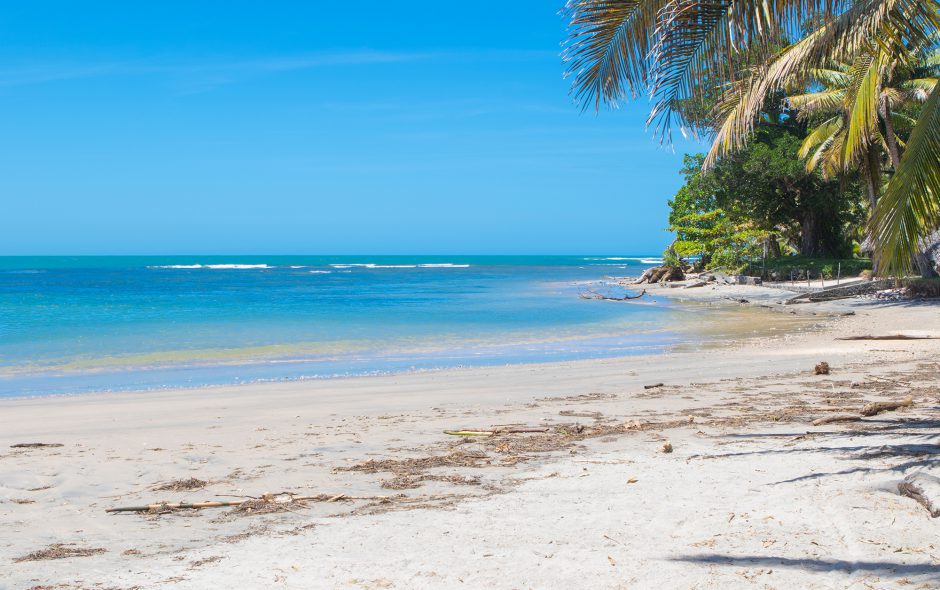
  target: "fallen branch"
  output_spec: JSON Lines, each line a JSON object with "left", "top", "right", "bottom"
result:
{"left": 811, "top": 395, "right": 914, "bottom": 425}
{"left": 10, "top": 443, "right": 63, "bottom": 448}
{"left": 106, "top": 493, "right": 389, "bottom": 513}
{"left": 836, "top": 335, "right": 937, "bottom": 341}
{"left": 559, "top": 410, "right": 603, "bottom": 419}
{"left": 861, "top": 395, "right": 913, "bottom": 417}
{"left": 444, "top": 427, "right": 549, "bottom": 437}
{"left": 579, "top": 289, "right": 647, "bottom": 301}
{"left": 811, "top": 414, "right": 863, "bottom": 426}
{"left": 898, "top": 473, "right": 940, "bottom": 518}
{"left": 644, "top": 383, "right": 665, "bottom": 390}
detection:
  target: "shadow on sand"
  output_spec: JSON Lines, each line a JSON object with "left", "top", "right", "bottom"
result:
{"left": 670, "top": 554, "right": 940, "bottom": 583}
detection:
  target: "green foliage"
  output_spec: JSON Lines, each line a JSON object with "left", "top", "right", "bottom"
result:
{"left": 562, "top": 0, "right": 940, "bottom": 275}
{"left": 667, "top": 156, "right": 763, "bottom": 269}
{"left": 758, "top": 256, "right": 872, "bottom": 279}
{"left": 666, "top": 126, "right": 866, "bottom": 268}
{"left": 671, "top": 209, "right": 763, "bottom": 271}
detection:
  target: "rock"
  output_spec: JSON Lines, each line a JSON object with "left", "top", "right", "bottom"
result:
{"left": 711, "top": 271, "right": 732, "bottom": 284}
{"left": 634, "top": 266, "right": 685, "bottom": 285}
{"left": 915, "top": 229, "right": 940, "bottom": 278}
{"left": 733, "top": 275, "right": 763, "bottom": 286}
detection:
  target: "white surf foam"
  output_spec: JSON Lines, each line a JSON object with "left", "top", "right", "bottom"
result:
{"left": 417, "top": 263, "right": 470, "bottom": 268}
{"left": 148, "top": 264, "right": 272, "bottom": 270}
{"left": 583, "top": 257, "right": 664, "bottom": 264}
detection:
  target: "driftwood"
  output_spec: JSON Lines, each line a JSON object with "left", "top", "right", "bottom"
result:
{"left": 898, "top": 473, "right": 940, "bottom": 518}
{"left": 10, "top": 443, "right": 64, "bottom": 448}
{"left": 811, "top": 395, "right": 914, "bottom": 425}
{"left": 444, "top": 427, "right": 549, "bottom": 437}
{"left": 107, "top": 493, "right": 387, "bottom": 513}
{"left": 861, "top": 395, "right": 913, "bottom": 417}
{"left": 837, "top": 335, "right": 937, "bottom": 341}
{"left": 811, "top": 414, "right": 863, "bottom": 426}
{"left": 579, "top": 289, "right": 647, "bottom": 301}
{"left": 644, "top": 383, "right": 665, "bottom": 390}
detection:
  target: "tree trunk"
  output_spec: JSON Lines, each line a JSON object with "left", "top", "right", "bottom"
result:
{"left": 881, "top": 96, "right": 902, "bottom": 170}
{"left": 863, "top": 149, "right": 880, "bottom": 211}
{"left": 800, "top": 212, "right": 819, "bottom": 257}
{"left": 762, "top": 235, "right": 781, "bottom": 258}
{"left": 913, "top": 252, "right": 938, "bottom": 279}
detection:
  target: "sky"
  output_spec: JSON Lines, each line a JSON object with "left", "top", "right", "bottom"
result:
{"left": 0, "top": 1, "right": 703, "bottom": 255}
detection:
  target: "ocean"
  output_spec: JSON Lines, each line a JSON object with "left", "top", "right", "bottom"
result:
{"left": 0, "top": 255, "right": 697, "bottom": 398}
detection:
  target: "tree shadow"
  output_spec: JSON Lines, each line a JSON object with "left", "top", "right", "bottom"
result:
{"left": 671, "top": 554, "right": 940, "bottom": 582}
{"left": 690, "top": 416, "right": 940, "bottom": 484}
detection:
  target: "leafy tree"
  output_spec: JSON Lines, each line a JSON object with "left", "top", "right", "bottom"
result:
{"left": 666, "top": 127, "right": 865, "bottom": 268}
{"left": 667, "top": 155, "right": 762, "bottom": 269}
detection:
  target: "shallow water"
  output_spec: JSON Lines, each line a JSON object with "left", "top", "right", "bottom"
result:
{"left": 0, "top": 255, "right": 731, "bottom": 397}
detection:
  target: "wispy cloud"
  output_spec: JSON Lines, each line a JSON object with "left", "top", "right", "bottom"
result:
{"left": 0, "top": 48, "right": 555, "bottom": 90}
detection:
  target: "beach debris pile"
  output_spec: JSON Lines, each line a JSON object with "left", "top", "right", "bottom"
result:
{"left": 152, "top": 477, "right": 209, "bottom": 492}
{"left": 14, "top": 543, "right": 106, "bottom": 562}
{"left": 814, "top": 362, "right": 831, "bottom": 375}
{"left": 106, "top": 492, "right": 404, "bottom": 515}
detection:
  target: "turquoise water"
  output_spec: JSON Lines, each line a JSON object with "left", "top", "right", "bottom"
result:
{"left": 0, "top": 255, "right": 680, "bottom": 397}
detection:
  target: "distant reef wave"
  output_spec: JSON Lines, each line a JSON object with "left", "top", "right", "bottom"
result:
{"left": 329, "top": 263, "right": 469, "bottom": 269}
{"left": 148, "top": 264, "right": 271, "bottom": 270}
{"left": 583, "top": 257, "right": 664, "bottom": 264}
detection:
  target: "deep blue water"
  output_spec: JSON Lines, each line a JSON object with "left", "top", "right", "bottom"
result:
{"left": 0, "top": 255, "right": 682, "bottom": 397}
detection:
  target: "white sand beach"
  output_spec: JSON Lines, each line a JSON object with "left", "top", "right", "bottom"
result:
{"left": 2, "top": 286, "right": 939, "bottom": 589}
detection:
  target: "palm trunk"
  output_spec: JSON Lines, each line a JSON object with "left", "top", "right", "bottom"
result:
{"left": 863, "top": 150, "right": 879, "bottom": 211}
{"left": 881, "top": 96, "right": 902, "bottom": 170}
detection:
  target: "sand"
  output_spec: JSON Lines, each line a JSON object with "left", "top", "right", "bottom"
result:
{"left": 1, "top": 284, "right": 938, "bottom": 589}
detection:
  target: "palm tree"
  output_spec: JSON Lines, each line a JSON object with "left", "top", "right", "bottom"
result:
{"left": 792, "top": 49, "right": 938, "bottom": 211}
{"left": 563, "top": 0, "right": 940, "bottom": 275}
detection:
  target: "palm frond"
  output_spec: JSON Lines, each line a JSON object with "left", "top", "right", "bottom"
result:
{"left": 871, "top": 81, "right": 940, "bottom": 275}
{"left": 799, "top": 115, "right": 843, "bottom": 159}
{"left": 809, "top": 66, "right": 852, "bottom": 87}
{"left": 841, "top": 51, "right": 886, "bottom": 168}
{"left": 563, "top": 0, "right": 668, "bottom": 109}
{"left": 819, "top": 127, "right": 849, "bottom": 178}
{"left": 788, "top": 88, "right": 845, "bottom": 118}
{"left": 900, "top": 77, "right": 939, "bottom": 102}
{"left": 703, "top": 0, "right": 939, "bottom": 167}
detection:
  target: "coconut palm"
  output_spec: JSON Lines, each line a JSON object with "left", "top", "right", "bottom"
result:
{"left": 792, "top": 49, "right": 938, "bottom": 210}
{"left": 563, "top": 0, "right": 940, "bottom": 275}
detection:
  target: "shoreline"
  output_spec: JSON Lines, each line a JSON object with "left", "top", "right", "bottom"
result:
{"left": 2, "top": 285, "right": 939, "bottom": 589}
{"left": 0, "top": 283, "right": 824, "bottom": 401}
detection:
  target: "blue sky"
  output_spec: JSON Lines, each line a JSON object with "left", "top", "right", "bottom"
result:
{"left": 0, "top": 1, "right": 702, "bottom": 255}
